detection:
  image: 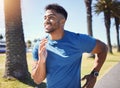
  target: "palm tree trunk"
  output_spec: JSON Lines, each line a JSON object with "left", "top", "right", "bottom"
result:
{"left": 104, "top": 11, "right": 113, "bottom": 54}
{"left": 4, "top": 0, "right": 29, "bottom": 80}
{"left": 114, "top": 17, "right": 120, "bottom": 52}
{"left": 84, "top": 0, "right": 95, "bottom": 58}
{"left": 84, "top": 0, "right": 93, "bottom": 36}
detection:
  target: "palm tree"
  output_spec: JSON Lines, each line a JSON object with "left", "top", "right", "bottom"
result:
{"left": 84, "top": 0, "right": 96, "bottom": 58}
{"left": 84, "top": 0, "right": 93, "bottom": 36}
{"left": 114, "top": 17, "right": 120, "bottom": 52}
{"left": 111, "top": 0, "right": 120, "bottom": 52}
{"left": 4, "top": 0, "right": 29, "bottom": 80}
{"left": 94, "top": 0, "right": 113, "bottom": 54}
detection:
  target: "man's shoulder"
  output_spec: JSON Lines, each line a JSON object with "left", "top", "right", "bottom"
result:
{"left": 65, "top": 30, "right": 88, "bottom": 36}
{"left": 65, "top": 30, "right": 89, "bottom": 39}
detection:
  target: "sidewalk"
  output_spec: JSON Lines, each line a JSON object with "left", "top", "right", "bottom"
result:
{"left": 94, "top": 62, "right": 120, "bottom": 88}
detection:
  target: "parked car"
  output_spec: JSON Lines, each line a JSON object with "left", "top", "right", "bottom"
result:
{"left": 26, "top": 47, "right": 33, "bottom": 53}
{"left": 0, "top": 41, "right": 6, "bottom": 53}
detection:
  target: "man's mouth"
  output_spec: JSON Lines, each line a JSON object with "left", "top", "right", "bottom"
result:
{"left": 45, "top": 24, "right": 52, "bottom": 29}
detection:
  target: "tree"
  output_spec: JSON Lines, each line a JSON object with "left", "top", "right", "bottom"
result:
{"left": 4, "top": 0, "right": 29, "bottom": 80}
{"left": 114, "top": 17, "right": 120, "bottom": 52}
{"left": 94, "top": 0, "right": 113, "bottom": 54}
{"left": 84, "top": 0, "right": 96, "bottom": 58}
{"left": 26, "top": 40, "right": 32, "bottom": 48}
{"left": 111, "top": 1, "right": 120, "bottom": 52}
{"left": 84, "top": 0, "right": 93, "bottom": 36}
{"left": 0, "top": 34, "right": 3, "bottom": 40}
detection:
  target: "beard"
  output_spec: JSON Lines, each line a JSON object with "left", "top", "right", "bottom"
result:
{"left": 45, "top": 28, "right": 55, "bottom": 33}
{"left": 44, "top": 23, "right": 59, "bottom": 33}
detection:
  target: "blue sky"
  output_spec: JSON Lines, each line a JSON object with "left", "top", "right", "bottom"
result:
{"left": 0, "top": 0, "right": 118, "bottom": 45}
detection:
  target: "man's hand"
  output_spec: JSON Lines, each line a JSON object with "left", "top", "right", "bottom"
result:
{"left": 38, "top": 38, "right": 48, "bottom": 63}
{"left": 81, "top": 74, "right": 97, "bottom": 88}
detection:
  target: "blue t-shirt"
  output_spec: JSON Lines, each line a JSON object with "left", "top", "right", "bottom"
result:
{"left": 32, "top": 30, "right": 96, "bottom": 88}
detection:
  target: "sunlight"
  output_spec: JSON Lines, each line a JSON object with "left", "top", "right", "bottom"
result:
{"left": 4, "top": 0, "right": 20, "bottom": 14}
{"left": 0, "top": 0, "right": 4, "bottom": 18}
{"left": 0, "top": 0, "right": 5, "bottom": 35}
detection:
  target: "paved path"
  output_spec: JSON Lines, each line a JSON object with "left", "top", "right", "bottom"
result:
{"left": 94, "top": 62, "right": 120, "bottom": 88}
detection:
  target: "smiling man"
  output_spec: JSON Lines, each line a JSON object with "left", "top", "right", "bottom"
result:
{"left": 31, "top": 3, "right": 108, "bottom": 88}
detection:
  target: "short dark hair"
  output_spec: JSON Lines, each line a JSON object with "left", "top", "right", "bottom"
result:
{"left": 45, "top": 3, "right": 68, "bottom": 20}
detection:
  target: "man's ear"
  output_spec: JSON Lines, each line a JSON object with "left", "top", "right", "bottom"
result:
{"left": 60, "top": 19, "right": 66, "bottom": 26}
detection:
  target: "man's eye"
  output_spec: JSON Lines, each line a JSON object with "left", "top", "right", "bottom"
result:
{"left": 49, "top": 17, "right": 53, "bottom": 19}
{"left": 44, "top": 16, "right": 55, "bottom": 20}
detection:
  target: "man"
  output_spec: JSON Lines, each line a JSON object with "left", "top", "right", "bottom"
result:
{"left": 31, "top": 3, "right": 108, "bottom": 88}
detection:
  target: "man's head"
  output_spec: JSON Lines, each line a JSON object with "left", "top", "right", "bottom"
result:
{"left": 44, "top": 4, "right": 68, "bottom": 33}
{"left": 45, "top": 4, "right": 68, "bottom": 20}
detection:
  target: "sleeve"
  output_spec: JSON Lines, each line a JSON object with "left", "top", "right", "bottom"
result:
{"left": 77, "top": 34, "right": 96, "bottom": 53}
{"left": 32, "top": 41, "right": 40, "bottom": 61}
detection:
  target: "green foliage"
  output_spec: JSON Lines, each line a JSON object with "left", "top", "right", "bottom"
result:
{"left": 26, "top": 40, "right": 32, "bottom": 48}
{"left": 94, "top": 0, "right": 120, "bottom": 18}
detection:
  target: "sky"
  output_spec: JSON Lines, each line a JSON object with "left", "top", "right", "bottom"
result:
{"left": 0, "top": 0, "right": 119, "bottom": 45}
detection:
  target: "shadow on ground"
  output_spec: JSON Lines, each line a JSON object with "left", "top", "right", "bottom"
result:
{"left": 18, "top": 73, "right": 46, "bottom": 88}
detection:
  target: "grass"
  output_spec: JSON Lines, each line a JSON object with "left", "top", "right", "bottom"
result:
{"left": 0, "top": 49, "right": 120, "bottom": 88}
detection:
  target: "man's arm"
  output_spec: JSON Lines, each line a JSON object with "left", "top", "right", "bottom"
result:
{"left": 82, "top": 39, "right": 108, "bottom": 88}
{"left": 92, "top": 40, "right": 108, "bottom": 72}
{"left": 31, "top": 39, "right": 47, "bottom": 84}
{"left": 91, "top": 39, "right": 108, "bottom": 73}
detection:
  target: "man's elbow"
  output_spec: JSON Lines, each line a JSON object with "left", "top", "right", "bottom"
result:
{"left": 93, "top": 40, "right": 108, "bottom": 54}
{"left": 103, "top": 43, "right": 108, "bottom": 53}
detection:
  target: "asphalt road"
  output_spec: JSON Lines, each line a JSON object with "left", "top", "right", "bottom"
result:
{"left": 94, "top": 62, "right": 120, "bottom": 88}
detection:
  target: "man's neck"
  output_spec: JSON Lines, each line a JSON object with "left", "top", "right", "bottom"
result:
{"left": 49, "top": 29, "right": 64, "bottom": 40}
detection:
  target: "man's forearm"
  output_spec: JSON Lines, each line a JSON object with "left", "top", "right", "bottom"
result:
{"left": 31, "top": 60, "right": 46, "bottom": 84}
{"left": 93, "top": 52, "right": 107, "bottom": 72}
{"left": 92, "top": 42, "right": 108, "bottom": 72}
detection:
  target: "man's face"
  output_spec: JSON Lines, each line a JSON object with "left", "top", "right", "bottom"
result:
{"left": 44, "top": 10, "right": 64, "bottom": 33}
